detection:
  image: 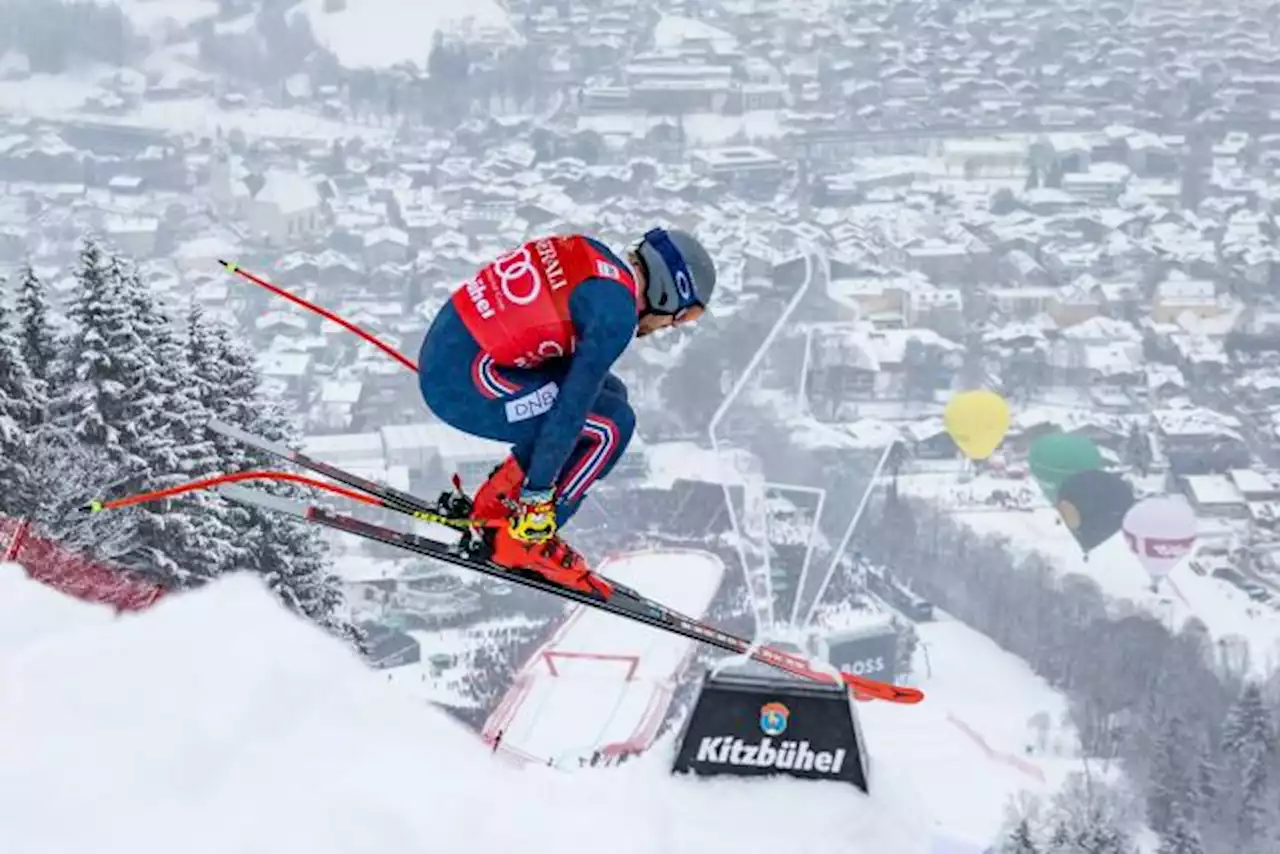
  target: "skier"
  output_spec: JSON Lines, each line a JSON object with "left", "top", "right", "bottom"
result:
{"left": 418, "top": 229, "right": 716, "bottom": 596}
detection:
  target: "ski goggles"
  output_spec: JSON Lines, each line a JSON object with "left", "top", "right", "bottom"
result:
{"left": 641, "top": 228, "right": 705, "bottom": 322}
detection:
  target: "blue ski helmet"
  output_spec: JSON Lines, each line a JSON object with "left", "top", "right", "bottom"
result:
{"left": 636, "top": 228, "right": 716, "bottom": 318}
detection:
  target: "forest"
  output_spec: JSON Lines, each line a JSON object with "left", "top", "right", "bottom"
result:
{"left": 0, "top": 241, "right": 361, "bottom": 647}
{"left": 859, "top": 483, "right": 1279, "bottom": 854}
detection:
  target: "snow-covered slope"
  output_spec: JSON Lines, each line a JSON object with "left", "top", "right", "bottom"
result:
{"left": 292, "top": 0, "right": 520, "bottom": 71}
{"left": 0, "top": 565, "right": 928, "bottom": 854}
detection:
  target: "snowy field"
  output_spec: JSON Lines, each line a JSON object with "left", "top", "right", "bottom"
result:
{"left": 482, "top": 549, "right": 725, "bottom": 764}
{"left": 292, "top": 0, "right": 520, "bottom": 71}
{"left": 902, "top": 472, "right": 1280, "bottom": 675}
{"left": 0, "top": 565, "right": 931, "bottom": 854}
{"left": 860, "top": 616, "right": 1084, "bottom": 848}
{"left": 0, "top": 68, "right": 395, "bottom": 142}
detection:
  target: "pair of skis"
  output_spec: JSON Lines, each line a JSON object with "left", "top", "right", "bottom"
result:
{"left": 193, "top": 419, "right": 924, "bottom": 704}
{"left": 200, "top": 260, "right": 922, "bottom": 703}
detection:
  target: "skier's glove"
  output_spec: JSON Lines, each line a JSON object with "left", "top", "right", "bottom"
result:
{"left": 508, "top": 487, "right": 557, "bottom": 544}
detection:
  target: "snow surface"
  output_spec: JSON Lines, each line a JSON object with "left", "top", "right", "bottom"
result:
{"left": 0, "top": 566, "right": 931, "bottom": 854}
{"left": 0, "top": 71, "right": 395, "bottom": 142}
{"left": 292, "top": 0, "right": 520, "bottom": 71}
{"left": 482, "top": 549, "right": 725, "bottom": 764}
{"left": 653, "top": 15, "right": 738, "bottom": 50}
{"left": 859, "top": 615, "right": 1083, "bottom": 847}
{"left": 903, "top": 473, "right": 1280, "bottom": 675}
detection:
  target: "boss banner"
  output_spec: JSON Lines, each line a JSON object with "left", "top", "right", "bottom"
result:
{"left": 826, "top": 629, "right": 899, "bottom": 685}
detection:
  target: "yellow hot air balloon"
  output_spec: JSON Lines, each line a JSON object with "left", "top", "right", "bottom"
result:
{"left": 943, "top": 389, "right": 1011, "bottom": 460}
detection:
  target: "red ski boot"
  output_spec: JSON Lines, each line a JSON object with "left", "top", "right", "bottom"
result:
{"left": 471, "top": 455, "right": 525, "bottom": 523}
{"left": 487, "top": 524, "right": 614, "bottom": 600}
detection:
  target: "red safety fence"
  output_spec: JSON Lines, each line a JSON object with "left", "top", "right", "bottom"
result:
{"left": 0, "top": 516, "right": 167, "bottom": 613}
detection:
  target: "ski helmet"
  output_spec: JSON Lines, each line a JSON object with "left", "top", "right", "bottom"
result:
{"left": 636, "top": 228, "right": 716, "bottom": 318}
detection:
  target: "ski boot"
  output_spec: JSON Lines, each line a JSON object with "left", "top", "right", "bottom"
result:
{"left": 465, "top": 456, "right": 614, "bottom": 599}
{"left": 486, "top": 522, "right": 614, "bottom": 600}
{"left": 471, "top": 455, "right": 525, "bottom": 523}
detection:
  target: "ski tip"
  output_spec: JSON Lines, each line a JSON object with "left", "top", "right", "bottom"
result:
{"left": 846, "top": 675, "right": 925, "bottom": 705}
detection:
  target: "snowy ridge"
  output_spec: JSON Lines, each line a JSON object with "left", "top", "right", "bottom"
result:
{"left": 0, "top": 565, "right": 928, "bottom": 854}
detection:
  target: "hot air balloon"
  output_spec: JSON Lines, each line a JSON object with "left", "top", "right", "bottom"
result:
{"left": 943, "top": 390, "right": 1011, "bottom": 461}
{"left": 1056, "top": 469, "right": 1135, "bottom": 555}
{"left": 1122, "top": 496, "right": 1197, "bottom": 585}
{"left": 1028, "top": 432, "right": 1103, "bottom": 502}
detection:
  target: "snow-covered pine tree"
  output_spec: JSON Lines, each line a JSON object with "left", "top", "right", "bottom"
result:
{"left": 1071, "top": 821, "right": 1130, "bottom": 854}
{"left": 114, "top": 265, "right": 235, "bottom": 585}
{"left": 1044, "top": 821, "right": 1071, "bottom": 854}
{"left": 0, "top": 284, "right": 38, "bottom": 517}
{"left": 42, "top": 241, "right": 148, "bottom": 555}
{"left": 1002, "top": 818, "right": 1040, "bottom": 854}
{"left": 246, "top": 396, "right": 364, "bottom": 649}
{"left": 16, "top": 264, "right": 58, "bottom": 391}
{"left": 51, "top": 241, "right": 146, "bottom": 466}
{"left": 191, "top": 309, "right": 363, "bottom": 650}
{"left": 1148, "top": 713, "right": 1194, "bottom": 834}
{"left": 186, "top": 303, "right": 259, "bottom": 470}
{"left": 1157, "top": 812, "right": 1206, "bottom": 854}
{"left": 1220, "top": 682, "right": 1276, "bottom": 848}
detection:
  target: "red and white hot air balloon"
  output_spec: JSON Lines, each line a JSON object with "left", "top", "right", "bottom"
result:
{"left": 1122, "top": 496, "right": 1197, "bottom": 584}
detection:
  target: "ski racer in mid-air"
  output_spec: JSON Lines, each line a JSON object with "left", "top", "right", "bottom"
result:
{"left": 418, "top": 229, "right": 717, "bottom": 597}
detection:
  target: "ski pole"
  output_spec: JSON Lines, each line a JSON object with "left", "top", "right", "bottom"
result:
{"left": 81, "top": 471, "right": 384, "bottom": 513}
{"left": 218, "top": 260, "right": 419, "bottom": 373}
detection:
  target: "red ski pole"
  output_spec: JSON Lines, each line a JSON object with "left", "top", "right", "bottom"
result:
{"left": 219, "top": 259, "right": 420, "bottom": 374}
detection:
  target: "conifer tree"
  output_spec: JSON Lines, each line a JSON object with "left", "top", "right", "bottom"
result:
{"left": 43, "top": 242, "right": 145, "bottom": 554}
{"left": 52, "top": 241, "right": 145, "bottom": 467}
{"left": 1148, "top": 713, "right": 1193, "bottom": 834}
{"left": 1157, "top": 812, "right": 1206, "bottom": 854}
{"left": 115, "top": 267, "right": 234, "bottom": 584}
{"left": 15, "top": 264, "right": 58, "bottom": 392}
{"left": 1003, "top": 818, "right": 1040, "bottom": 854}
{"left": 191, "top": 308, "right": 362, "bottom": 649}
{"left": 1220, "top": 682, "right": 1275, "bottom": 847}
{"left": 0, "top": 285, "right": 37, "bottom": 517}
{"left": 247, "top": 396, "right": 362, "bottom": 647}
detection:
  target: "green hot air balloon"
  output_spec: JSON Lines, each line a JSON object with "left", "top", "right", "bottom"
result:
{"left": 1055, "top": 469, "right": 1135, "bottom": 556}
{"left": 1028, "top": 432, "right": 1103, "bottom": 502}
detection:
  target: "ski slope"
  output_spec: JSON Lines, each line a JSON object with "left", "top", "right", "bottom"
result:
{"left": 483, "top": 549, "right": 725, "bottom": 765}
{"left": 0, "top": 564, "right": 930, "bottom": 854}
{"left": 859, "top": 615, "right": 1083, "bottom": 848}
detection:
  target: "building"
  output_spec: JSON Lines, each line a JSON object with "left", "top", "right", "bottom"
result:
{"left": 689, "top": 146, "right": 787, "bottom": 186}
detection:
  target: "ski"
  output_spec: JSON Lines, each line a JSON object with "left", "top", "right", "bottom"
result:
{"left": 207, "top": 419, "right": 469, "bottom": 524}
{"left": 208, "top": 419, "right": 923, "bottom": 704}
{"left": 216, "top": 483, "right": 922, "bottom": 704}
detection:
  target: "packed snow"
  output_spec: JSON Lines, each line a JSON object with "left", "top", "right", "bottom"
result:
{"left": 859, "top": 616, "right": 1083, "bottom": 847}
{"left": 0, "top": 566, "right": 932, "bottom": 854}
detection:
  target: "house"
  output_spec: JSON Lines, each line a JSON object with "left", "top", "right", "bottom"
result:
{"left": 1151, "top": 274, "right": 1220, "bottom": 323}
{"left": 826, "top": 276, "right": 912, "bottom": 325}
{"left": 316, "top": 380, "right": 363, "bottom": 431}
{"left": 301, "top": 431, "right": 385, "bottom": 469}
{"left": 1181, "top": 475, "right": 1247, "bottom": 519}
{"left": 258, "top": 350, "right": 312, "bottom": 398}
{"left": 249, "top": 169, "right": 323, "bottom": 244}
{"left": 104, "top": 214, "right": 159, "bottom": 258}
{"left": 363, "top": 225, "right": 410, "bottom": 267}
{"left": 1153, "top": 407, "right": 1250, "bottom": 475}
{"left": 1228, "top": 469, "right": 1280, "bottom": 502}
